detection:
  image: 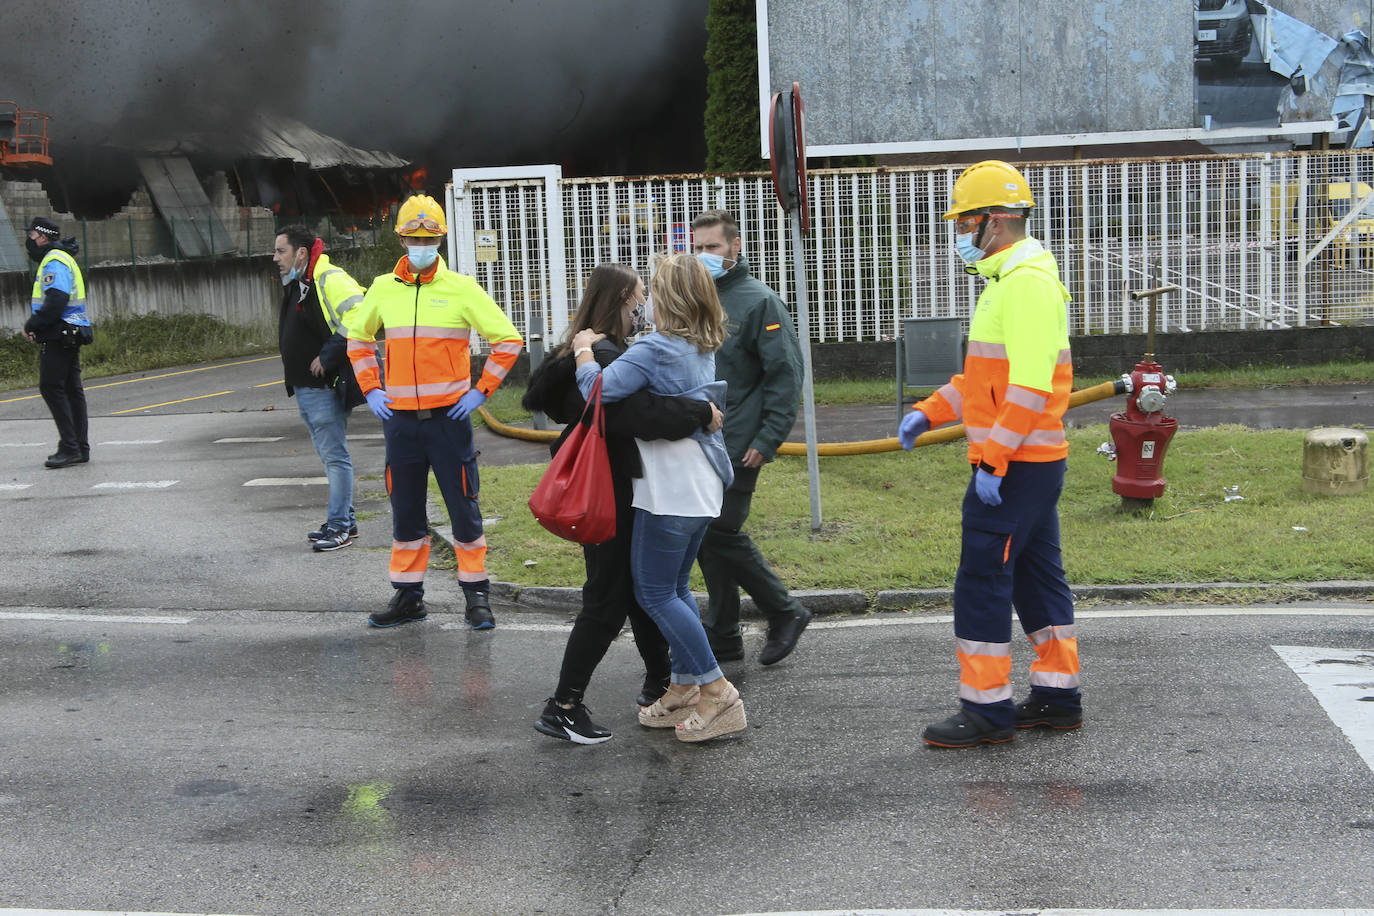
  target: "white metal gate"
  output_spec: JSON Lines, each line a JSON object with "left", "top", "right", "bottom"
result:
{"left": 452, "top": 150, "right": 1374, "bottom": 346}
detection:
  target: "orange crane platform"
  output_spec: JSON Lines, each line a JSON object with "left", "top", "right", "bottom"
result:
{"left": 0, "top": 101, "right": 52, "bottom": 167}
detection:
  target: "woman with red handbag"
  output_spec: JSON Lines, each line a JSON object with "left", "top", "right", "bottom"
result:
{"left": 570, "top": 254, "right": 744, "bottom": 743}
{"left": 523, "top": 264, "right": 723, "bottom": 744}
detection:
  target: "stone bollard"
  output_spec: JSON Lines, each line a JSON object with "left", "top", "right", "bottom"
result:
{"left": 1301, "top": 427, "right": 1369, "bottom": 495}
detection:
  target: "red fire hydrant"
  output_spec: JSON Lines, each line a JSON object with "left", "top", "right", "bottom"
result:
{"left": 1108, "top": 285, "right": 1179, "bottom": 511}
{"left": 1109, "top": 359, "right": 1178, "bottom": 509}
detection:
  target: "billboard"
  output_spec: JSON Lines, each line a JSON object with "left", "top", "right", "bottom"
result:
{"left": 757, "top": 0, "right": 1350, "bottom": 157}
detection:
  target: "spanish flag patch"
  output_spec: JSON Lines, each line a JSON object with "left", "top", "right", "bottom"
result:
{"left": 765, "top": 323, "right": 780, "bottom": 331}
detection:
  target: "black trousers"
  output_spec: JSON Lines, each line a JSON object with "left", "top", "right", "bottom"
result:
{"left": 38, "top": 341, "right": 88, "bottom": 455}
{"left": 554, "top": 477, "right": 671, "bottom": 704}
{"left": 697, "top": 464, "right": 807, "bottom": 641}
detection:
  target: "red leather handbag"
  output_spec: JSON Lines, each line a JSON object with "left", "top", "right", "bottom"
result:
{"left": 528, "top": 375, "right": 617, "bottom": 544}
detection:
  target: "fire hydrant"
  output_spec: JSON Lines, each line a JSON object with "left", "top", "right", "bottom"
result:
{"left": 1109, "top": 285, "right": 1179, "bottom": 512}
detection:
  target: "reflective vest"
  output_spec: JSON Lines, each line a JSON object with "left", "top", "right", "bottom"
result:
{"left": 31, "top": 247, "right": 90, "bottom": 327}
{"left": 346, "top": 255, "right": 523, "bottom": 411}
{"left": 311, "top": 252, "right": 364, "bottom": 333}
{"left": 915, "top": 236, "right": 1072, "bottom": 475}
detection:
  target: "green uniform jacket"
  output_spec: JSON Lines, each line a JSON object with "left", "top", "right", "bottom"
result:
{"left": 714, "top": 256, "right": 803, "bottom": 468}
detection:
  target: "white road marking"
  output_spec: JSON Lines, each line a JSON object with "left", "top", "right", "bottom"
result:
{"left": 346, "top": 433, "right": 385, "bottom": 440}
{"left": 98, "top": 439, "right": 165, "bottom": 445}
{"left": 0, "top": 910, "right": 252, "bottom": 915}
{"left": 0, "top": 612, "right": 191, "bottom": 624}
{"left": 0, "top": 442, "right": 44, "bottom": 447}
{"left": 439, "top": 621, "right": 570, "bottom": 632}
{"left": 1273, "top": 645, "right": 1374, "bottom": 774}
{"left": 242, "top": 477, "right": 328, "bottom": 486}
{"left": 90, "top": 481, "right": 178, "bottom": 489}
{"left": 215, "top": 436, "right": 283, "bottom": 443}
{"left": 0, "top": 483, "right": 32, "bottom": 491}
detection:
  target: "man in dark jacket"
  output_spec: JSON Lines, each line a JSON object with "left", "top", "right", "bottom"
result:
{"left": 273, "top": 225, "right": 367, "bottom": 552}
{"left": 23, "top": 217, "right": 92, "bottom": 469}
{"left": 692, "top": 210, "right": 811, "bottom": 666}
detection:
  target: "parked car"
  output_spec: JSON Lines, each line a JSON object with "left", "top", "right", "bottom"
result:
{"left": 1195, "top": 0, "right": 1253, "bottom": 69}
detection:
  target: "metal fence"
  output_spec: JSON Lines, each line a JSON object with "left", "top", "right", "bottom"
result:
{"left": 450, "top": 150, "right": 1374, "bottom": 348}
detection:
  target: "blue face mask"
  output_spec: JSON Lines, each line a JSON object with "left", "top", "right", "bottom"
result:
{"left": 697, "top": 251, "right": 733, "bottom": 279}
{"left": 280, "top": 265, "right": 299, "bottom": 287}
{"left": 954, "top": 232, "right": 985, "bottom": 265}
{"left": 406, "top": 245, "right": 439, "bottom": 270}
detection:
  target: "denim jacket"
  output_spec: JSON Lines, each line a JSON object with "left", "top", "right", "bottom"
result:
{"left": 576, "top": 332, "right": 733, "bottom": 488}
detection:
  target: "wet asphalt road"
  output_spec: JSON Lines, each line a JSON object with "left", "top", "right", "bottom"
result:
{"left": 2, "top": 607, "right": 1372, "bottom": 915}
{"left": 2, "top": 357, "right": 1374, "bottom": 914}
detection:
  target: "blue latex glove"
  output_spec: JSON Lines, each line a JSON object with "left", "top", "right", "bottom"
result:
{"left": 975, "top": 468, "right": 1003, "bottom": 506}
{"left": 898, "top": 409, "right": 930, "bottom": 450}
{"left": 364, "top": 389, "right": 394, "bottom": 421}
{"left": 447, "top": 389, "right": 487, "bottom": 421}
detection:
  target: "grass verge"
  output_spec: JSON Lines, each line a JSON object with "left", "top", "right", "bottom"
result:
{"left": 0, "top": 313, "right": 276, "bottom": 390}
{"left": 453, "top": 424, "right": 1374, "bottom": 592}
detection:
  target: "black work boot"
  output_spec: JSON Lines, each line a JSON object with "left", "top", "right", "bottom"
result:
{"left": 368, "top": 589, "right": 427, "bottom": 629}
{"left": 45, "top": 450, "right": 82, "bottom": 469}
{"left": 921, "top": 707, "right": 1015, "bottom": 748}
{"left": 464, "top": 591, "right": 495, "bottom": 630}
{"left": 1015, "top": 697, "right": 1083, "bottom": 730}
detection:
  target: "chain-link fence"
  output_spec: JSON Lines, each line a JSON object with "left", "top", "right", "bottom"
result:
{"left": 453, "top": 149, "right": 1374, "bottom": 348}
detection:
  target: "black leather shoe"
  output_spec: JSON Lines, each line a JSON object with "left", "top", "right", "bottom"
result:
{"left": 464, "top": 591, "right": 495, "bottom": 630}
{"left": 708, "top": 634, "right": 744, "bottom": 663}
{"left": 922, "top": 707, "right": 1015, "bottom": 748}
{"left": 636, "top": 674, "right": 670, "bottom": 708}
{"left": 759, "top": 607, "right": 812, "bottom": 666}
{"left": 368, "top": 590, "right": 427, "bottom": 628}
{"left": 44, "top": 450, "right": 83, "bottom": 469}
{"left": 1015, "top": 698, "right": 1083, "bottom": 730}
{"left": 77, "top": 450, "right": 90, "bottom": 463}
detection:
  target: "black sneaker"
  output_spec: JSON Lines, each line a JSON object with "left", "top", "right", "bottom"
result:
{"left": 1014, "top": 698, "right": 1083, "bottom": 730}
{"left": 464, "top": 591, "right": 495, "bottom": 630}
{"left": 534, "top": 698, "right": 612, "bottom": 745}
{"left": 368, "top": 590, "right": 427, "bottom": 628}
{"left": 921, "top": 707, "right": 1015, "bottom": 748}
{"left": 309, "top": 522, "right": 358, "bottom": 542}
{"left": 312, "top": 526, "right": 355, "bottom": 552}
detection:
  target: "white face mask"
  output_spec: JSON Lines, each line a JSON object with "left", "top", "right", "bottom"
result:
{"left": 406, "top": 245, "right": 439, "bottom": 270}
{"left": 630, "top": 295, "right": 653, "bottom": 335}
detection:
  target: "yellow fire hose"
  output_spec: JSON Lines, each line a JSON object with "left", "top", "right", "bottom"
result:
{"left": 476, "top": 378, "right": 1127, "bottom": 457}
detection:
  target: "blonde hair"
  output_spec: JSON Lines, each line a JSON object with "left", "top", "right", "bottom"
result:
{"left": 648, "top": 253, "right": 727, "bottom": 352}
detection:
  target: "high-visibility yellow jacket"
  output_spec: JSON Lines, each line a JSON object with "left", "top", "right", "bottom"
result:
{"left": 914, "top": 237, "right": 1072, "bottom": 476}
{"left": 311, "top": 252, "right": 365, "bottom": 334}
{"left": 346, "top": 255, "right": 523, "bottom": 411}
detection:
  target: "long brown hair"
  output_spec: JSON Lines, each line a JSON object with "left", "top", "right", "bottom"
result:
{"left": 648, "top": 253, "right": 726, "bottom": 353}
{"left": 557, "top": 263, "right": 640, "bottom": 356}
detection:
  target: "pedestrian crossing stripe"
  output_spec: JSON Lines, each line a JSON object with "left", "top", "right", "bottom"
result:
{"left": 90, "top": 481, "right": 177, "bottom": 489}
{"left": 1273, "top": 645, "right": 1374, "bottom": 775}
{"left": 215, "top": 436, "right": 283, "bottom": 443}
{"left": 242, "top": 477, "right": 328, "bottom": 486}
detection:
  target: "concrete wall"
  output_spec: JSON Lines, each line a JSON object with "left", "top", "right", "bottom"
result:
{"left": 1, "top": 256, "right": 279, "bottom": 333}
{"left": 763, "top": 0, "right": 1194, "bottom": 149}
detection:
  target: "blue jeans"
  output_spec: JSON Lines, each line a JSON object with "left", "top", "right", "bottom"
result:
{"left": 295, "top": 386, "right": 354, "bottom": 531}
{"left": 630, "top": 509, "right": 721, "bottom": 685}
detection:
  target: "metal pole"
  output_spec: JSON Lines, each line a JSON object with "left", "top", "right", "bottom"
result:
{"left": 789, "top": 208, "right": 822, "bottom": 530}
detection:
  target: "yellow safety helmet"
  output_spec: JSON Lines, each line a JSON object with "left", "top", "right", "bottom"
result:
{"left": 396, "top": 195, "right": 447, "bottom": 237}
{"left": 943, "top": 160, "right": 1035, "bottom": 219}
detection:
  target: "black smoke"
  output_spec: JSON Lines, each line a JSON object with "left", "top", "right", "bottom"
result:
{"left": 0, "top": 0, "right": 708, "bottom": 182}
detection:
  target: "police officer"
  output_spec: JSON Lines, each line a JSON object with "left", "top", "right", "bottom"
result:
{"left": 899, "top": 161, "right": 1082, "bottom": 748}
{"left": 23, "top": 217, "right": 92, "bottom": 469}
{"left": 346, "top": 196, "right": 524, "bottom": 629}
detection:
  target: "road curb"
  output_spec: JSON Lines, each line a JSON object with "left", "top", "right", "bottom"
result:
{"left": 434, "top": 526, "right": 1374, "bottom": 615}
